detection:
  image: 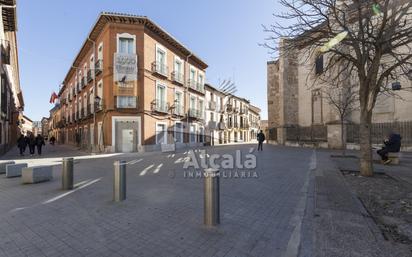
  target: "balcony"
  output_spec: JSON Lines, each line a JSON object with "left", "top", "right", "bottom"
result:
{"left": 188, "top": 108, "right": 203, "bottom": 120}
{"left": 239, "top": 107, "right": 248, "bottom": 114}
{"left": 188, "top": 80, "right": 205, "bottom": 93}
{"left": 95, "top": 60, "right": 103, "bottom": 76}
{"left": 208, "top": 101, "right": 216, "bottom": 111}
{"left": 173, "top": 104, "right": 184, "bottom": 116}
{"left": 233, "top": 107, "right": 239, "bottom": 113}
{"left": 152, "top": 62, "right": 169, "bottom": 77}
{"left": 115, "top": 96, "right": 137, "bottom": 109}
{"left": 87, "top": 70, "right": 94, "bottom": 83}
{"left": 152, "top": 99, "right": 168, "bottom": 113}
{"left": 171, "top": 71, "right": 184, "bottom": 84}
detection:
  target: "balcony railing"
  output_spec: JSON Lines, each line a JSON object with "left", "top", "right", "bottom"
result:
{"left": 239, "top": 107, "right": 248, "bottom": 114}
{"left": 152, "top": 100, "right": 168, "bottom": 113}
{"left": 87, "top": 70, "right": 94, "bottom": 83}
{"left": 152, "top": 62, "right": 169, "bottom": 77}
{"left": 95, "top": 60, "right": 103, "bottom": 76}
{"left": 171, "top": 71, "right": 184, "bottom": 84}
{"left": 226, "top": 104, "right": 233, "bottom": 112}
{"left": 188, "top": 108, "right": 203, "bottom": 119}
{"left": 188, "top": 80, "right": 205, "bottom": 93}
{"left": 208, "top": 101, "right": 216, "bottom": 110}
{"left": 173, "top": 104, "right": 184, "bottom": 116}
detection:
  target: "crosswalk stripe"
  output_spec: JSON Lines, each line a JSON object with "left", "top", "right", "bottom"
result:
{"left": 140, "top": 164, "right": 154, "bottom": 176}
{"left": 153, "top": 163, "right": 163, "bottom": 174}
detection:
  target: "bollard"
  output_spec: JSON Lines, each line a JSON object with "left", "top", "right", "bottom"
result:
{"left": 113, "top": 160, "right": 126, "bottom": 202}
{"left": 62, "top": 158, "right": 74, "bottom": 190}
{"left": 204, "top": 168, "right": 220, "bottom": 226}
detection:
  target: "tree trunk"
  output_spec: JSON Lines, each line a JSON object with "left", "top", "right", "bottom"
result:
{"left": 359, "top": 110, "right": 373, "bottom": 176}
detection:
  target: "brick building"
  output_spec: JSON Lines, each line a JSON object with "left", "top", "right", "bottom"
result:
{"left": 55, "top": 13, "right": 208, "bottom": 152}
{"left": 0, "top": 0, "right": 24, "bottom": 154}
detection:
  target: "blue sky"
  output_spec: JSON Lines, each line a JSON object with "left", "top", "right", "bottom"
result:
{"left": 17, "top": 0, "right": 283, "bottom": 121}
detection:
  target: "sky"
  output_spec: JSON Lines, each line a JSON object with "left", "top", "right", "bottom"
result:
{"left": 17, "top": 0, "right": 283, "bottom": 121}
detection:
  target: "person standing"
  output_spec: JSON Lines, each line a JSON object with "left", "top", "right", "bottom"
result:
{"left": 257, "top": 130, "right": 266, "bottom": 151}
{"left": 28, "top": 133, "right": 36, "bottom": 156}
{"left": 36, "top": 134, "right": 45, "bottom": 155}
{"left": 17, "top": 134, "right": 26, "bottom": 156}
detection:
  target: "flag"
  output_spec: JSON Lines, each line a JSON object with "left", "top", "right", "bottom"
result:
{"left": 49, "top": 92, "right": 58, "bottom": 104}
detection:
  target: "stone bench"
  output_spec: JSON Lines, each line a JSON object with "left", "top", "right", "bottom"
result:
{"left": 22, "top": 166, "right": 53, "bottom": 184}
{"left": 0, "top": 161, "right": 15, "bottom": 174}
{"left": 388, "top": 152, "right": 400, "bottom": 165}
{"left": 6, "top": 163, "right": 28, "bottom": 178}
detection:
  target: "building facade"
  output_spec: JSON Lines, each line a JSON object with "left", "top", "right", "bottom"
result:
{"left": 0, "top": 0, "right": 24, "bottom": 154}
{"left": 41, "top": 117, "right": 49, "bottom": 138}
{"left": 204, "top": 84, "right": 261, "bottom": 145}
{"left": 55, "top": 13, "right": 208, "bottom": 152}
{"left": 267, "top": 43, "right": 412, "bottom": 149}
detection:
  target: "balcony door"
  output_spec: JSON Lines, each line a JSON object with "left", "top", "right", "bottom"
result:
{"left": 156, "top": 83, "right": 166, "bottom": 111}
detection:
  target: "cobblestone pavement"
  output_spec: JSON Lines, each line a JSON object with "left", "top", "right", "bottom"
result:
{"left": 0, "top": 144, "right": 314, "bottom": 257}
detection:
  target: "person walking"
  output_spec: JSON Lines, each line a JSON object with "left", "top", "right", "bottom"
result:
{"left": 36, "top": 134, "right": 45, "bottom": 155}
{"left": 50, "top": 135, "right": 56, "bottom": 145}
{"left": 28, "top": 133, "right": 36, "bottom": 156}
{"left": 257, "top": 130, "right": 266, "bottom": 151}
{"left": 17, "top": 134, "right": 26, "bottom": 156}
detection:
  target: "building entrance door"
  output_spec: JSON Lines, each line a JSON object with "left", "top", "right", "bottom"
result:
{"left": 121, "top": 129, "right": 134, "bottom": 153}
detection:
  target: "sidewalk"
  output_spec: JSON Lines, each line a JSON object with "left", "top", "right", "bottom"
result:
{"left": 299, "top": 150, "right": 411, "bottom": 257}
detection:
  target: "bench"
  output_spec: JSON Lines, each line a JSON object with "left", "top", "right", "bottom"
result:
{"left": 0, "top": 161, "right": 15, "bottom": 174}
{"left": 388, "top": 152, "right": 400, "bottom": 165}
{"left": 22, "top": 166, "right": 53, "bottom": 184}
{"left": 6, "top": 163, "right": 28, "bottom": 178}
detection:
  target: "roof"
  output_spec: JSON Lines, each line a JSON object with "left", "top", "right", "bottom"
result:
{"left": 22, "top": 115, "right": 32, "bottom": 122}
{"left": 1, "top": 0, "right": 17, "bottom": 31}
{"left": 60, "top": 12, "right": 208, "bottom": 94}
{"left": 248, "top": 104, "right": 261, "bottom": 114}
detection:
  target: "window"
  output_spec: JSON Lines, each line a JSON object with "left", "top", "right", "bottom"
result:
{"left": 156, "top": 123, "right": 167, "bottom": 144}
{"left": 198, "top": 127, "right": 204, "bottom": 143}
{"left": 174, "top": 122, "right": 183, "bottom": 143}
{"left": 98, "top": 42, "right": 103, "bottom": 60}
{"left": 156, "top": 84, "right": 166, "bottom": 104}
{"left": 119, "top": 37, "right": 134, "bottom": 54}
{"left": 190, "top": 68, "right": 196, "bottom": 83}
{"left": 198, "top": 99, "right": 204, "bottom": 118}
{"left": 97, "top": 80, "right": 103, "bottom": 99}
{"left": 175, "top": 91, "right": 183, "bottom": 114}
{"left": 116, "top": 96, "right": 136, "bottom": 108}
{"left": 190, "top": 124, "right": 196, "bottom": 143}
{"left": 156, "top": 47, "right": 166, "bottom": 65}
{"left": 174, "top": 58, "right": 182, "bottom": 74}
{"left": 315, "top": 55, "right": 324, "bottom": 74}
{"left": 190, "top": 96, "right": 196, "bottom": 109}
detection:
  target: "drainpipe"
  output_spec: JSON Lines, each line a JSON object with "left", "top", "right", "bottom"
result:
{"left": 185, "top": 52, "right": 193, "bottom": 146}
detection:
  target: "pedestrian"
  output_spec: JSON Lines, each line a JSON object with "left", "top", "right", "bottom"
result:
{"left": 24, "top": 134, "right": 30, "bottom": 153}
{"left": 36, "top": 134, "right": 45, "bottom": 155}
{"left": 50, "top": 135, "right": 56, "bottom": 145}
{"left": 17, "top": 134, "right": 26, "bottom": 156}
{"left": 28, "top": 133, "right": 36, "bottom": 156}
{"left": 377, "top": 132, "right": 401, "bottom": 164}
{"left": 257, "top": 130, "right": 266, "bottom": 151}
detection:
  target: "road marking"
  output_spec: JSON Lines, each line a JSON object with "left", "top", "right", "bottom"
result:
{"left": 140, "top": 164, "right": 154, "bottom": 176}
{"left": 42, "top": 178, "right": 102, "bottom": 205}
{"left": 153, "top": 163, "right": 163, "bottom": 174}
{"left": 74, "top": 179, "right": 91, "bottom": 188}
{"left": 127, "top": 159, "right": 143, "bottom": 165}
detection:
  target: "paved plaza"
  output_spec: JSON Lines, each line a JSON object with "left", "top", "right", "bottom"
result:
{"left": 0, "top": 144, "right": 314, "bottom": 257}
{"left": 0, "top": 144, "right": 411, "bottom": 257}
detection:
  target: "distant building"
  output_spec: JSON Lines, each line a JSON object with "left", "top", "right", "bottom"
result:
{"left": 21, "top": 115, "right": 32, "bottom": 135}
{"left": 32, "top": 121, "right": 42, "bottom": 136}
{"left": 204, "top": 84, "right": 261, "bottom": 145}
{"left": 41, "top": 117, "right": 49, "bottom": 138}
{"left": 0, "top": 0, "right": 24, "bottom": 154}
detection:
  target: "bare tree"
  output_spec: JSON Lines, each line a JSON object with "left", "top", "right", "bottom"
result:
{"left": 323, "top": 81, "right": 359, "bottom": 156}
{"left": 264, "top": 0, "right": 412, "bottom": 176}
